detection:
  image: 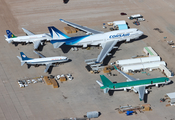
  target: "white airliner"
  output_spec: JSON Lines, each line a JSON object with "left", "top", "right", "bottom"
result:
{"left": 96, "top": 65, "right": 171, "bottom": 101}
{"left": 17, "top": 51, "right": 69, "bottom": 73}
{"left": 4, "top": 28, "right": 52, "bottom": 50}
{"left": 49, "top": 19, "right": 143, "bottom": 63}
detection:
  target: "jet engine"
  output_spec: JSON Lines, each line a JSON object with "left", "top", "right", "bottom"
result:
{"left": 156, "top": 84, "right": 159, "bottom": 87}
{"left": 126, "top": 38, "right": 130, "bottom": 42}
{"left": 124, "top": 88, "right": 127, "bottom": 92}
{"left": 145, "top": 89, "right": 148, "bottom": 94}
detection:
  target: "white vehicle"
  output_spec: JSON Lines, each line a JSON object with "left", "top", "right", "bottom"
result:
{"left": 128, "top": 14, "right": 143, "bottom": 20}
{"left": 56, "top": 75, "right": 61, "bottom": 80}
{"left": 66, "top": 74, "right": 73, "bottom": 80}
{"left": 61, "top": 74, "right": 65, "bottom": 77}
{"left": 4, "top": 28, "right": 52, "bottom": 50}
{"left": 49, "top": 19, "right": 143, "bottom": 63}
{"left": 17, "top": 51, "right": 69, "bottom": 73}
{"left": 27, "top": 80, "right": 32, "bottom": 84}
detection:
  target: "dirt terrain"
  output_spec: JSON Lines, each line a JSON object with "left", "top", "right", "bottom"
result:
{"left": 1, "top": 0, "right": 175, "bottom": 120}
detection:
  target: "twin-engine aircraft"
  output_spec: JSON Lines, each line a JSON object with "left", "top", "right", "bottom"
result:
{"left": 17, "top": 51, "right": 69, "bottom": 73}
{"left": 49, "top": 19, "right": 143, "bottom": 63}
{"left": 96, "top": 65, "right": 171, "bottom": 101}
{"left": 4, "top": 28, "right": 52, "bottom": 50}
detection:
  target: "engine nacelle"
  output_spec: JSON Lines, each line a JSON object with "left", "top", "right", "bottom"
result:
{"left": 41, "top": 42, "right": 43, "bottom": 45}
{"left": 145, "top": 89, "right": 148, "bottom": 94}
{"left": 126, "top": 38, "right": 130, "bottom": 42}
{"left": 107, "top": 53, "right": 112, "bottom": 56}
{"left": 156, "top": 84, "right": 159, "bottom": 87}
{"left": 83, "top": 44, "right": 87, "bottom": 48}
{"left": 124, "top": 88, "right": 127, "bottom": 92}
{"left": 26, "top": 41, "right": 29, "bottom": 43}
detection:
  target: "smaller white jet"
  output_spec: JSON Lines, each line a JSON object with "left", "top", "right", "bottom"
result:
{"left": 4, "top": 28, "right": 52, "bottom": 50}
{"left": 17, "top": 51, "right": 69, "bottom": 73}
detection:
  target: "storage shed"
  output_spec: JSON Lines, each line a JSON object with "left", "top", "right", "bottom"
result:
{"left": 166, "top": 92, "right": 175, "bottom": 103}
{"left": 143, "top": 47, "right": 158, "bottom": 56}
{"left": 116, "top": 56, "right": 161, "bottom": 66}
{"left": 121, "top": 61, "right": 166, "bottom": 73}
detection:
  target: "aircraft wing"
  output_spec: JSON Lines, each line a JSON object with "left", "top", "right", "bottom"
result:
{"left": 96, "top": 40, "right": 118, "bottom": 63}
{"left": 134, "top": 86, "right": 145, "bottom": 101}
{"left": 60, "top": 19, "right": 103, "bottom": 34}
{"left": 33, "top": 50, "right": 45, "bottom": 58}
{"left": 44, "top": 63, "right": 52, "bottom": 73}
{"left": 22, "top": 28, "right": 35, "bottom": 36}
{"left": 33, "top": 40, "right": 41, "bottom": 49}
{"left": 114, "top": 65, "right": 137, "bottom": 81}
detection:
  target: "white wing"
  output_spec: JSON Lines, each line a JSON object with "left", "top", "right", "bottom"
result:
{"left": 96, "top": 40, "right": 118, "bottom": 63}
{"left": 114, "top": 65, "right": 137, "bottom": 81}
{"left": 134, "top": 86, "right": 145, "bottom": 101}
{"left": 60, "top": 19, "right": 103, "bottom": 34}
{"left": 44, "top": 63, "right": 52, "bottom": 73}
{"left": 22, "top": 28, "right": 35, "bottom": 36}
{"left": 33, "top": 41, "right": 41, "bottom": 49}
{"left": 33, "top": 50, "right": 45, "bottom": 58}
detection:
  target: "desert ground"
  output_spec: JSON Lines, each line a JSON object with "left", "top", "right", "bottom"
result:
{"left": 0, "top": 0, "right": 175, "bottom": 120}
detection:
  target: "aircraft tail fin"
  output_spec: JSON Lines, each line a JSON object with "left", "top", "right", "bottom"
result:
{"left": 20, "top": 52, "right": 33, "bottom": 61}
{"left": 100, "top": 75, "right": 113, "bottom": 86}
{"left": 17, "top": 56, "right": 25, "bottom": 66}
{"left": 6, "top": 30, "right": 17, "bottom": 38}
{"left": 48, "top": 26, "right": 70, "bottom": 39}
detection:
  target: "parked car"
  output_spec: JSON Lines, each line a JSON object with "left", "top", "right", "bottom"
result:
{"left": 120, "top": 12, "right": 127, "bottom": 15}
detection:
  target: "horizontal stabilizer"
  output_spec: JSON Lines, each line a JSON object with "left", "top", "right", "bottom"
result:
{"left": 4, "top": 35, "right": 8, "bottom": 39}
{"left": 52, "top": 42, "right": 65, "bottom": 48}
{"left": 96, "top": 80, "right": 103, "bottom": 87}
{"left": 17, "top": 56, "right": 25, "bottom": 66}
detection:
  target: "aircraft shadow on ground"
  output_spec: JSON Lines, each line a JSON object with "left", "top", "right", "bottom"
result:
{"left": 131, "top": 34, "right": 148, "bottom": 42}
{"left": 103, "top": 34, "right": 148, "bottom": 65}
{"left": 60, "top": 45, "right": 72, "bottom": 53}
{"left": 102, "top": 41, "right": 123, "bottom": 65}
{"left": 63, "top": 0, "right": 69, "bottom": 4}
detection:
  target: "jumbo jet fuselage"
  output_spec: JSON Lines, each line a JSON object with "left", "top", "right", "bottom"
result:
{"left": 51, "top": 28, "right": 143, "bottom": 47}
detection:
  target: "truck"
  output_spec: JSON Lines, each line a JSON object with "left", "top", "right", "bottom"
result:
{"left": 128, "top": 14, "right": 143, "bottom": 20}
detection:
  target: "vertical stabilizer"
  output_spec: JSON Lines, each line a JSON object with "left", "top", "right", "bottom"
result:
{"left": 100, "top": 75, "right": 113, "bottom": 86}
{"left": 6, "top": 30, "right": 17, "bottom": 38}
{"left": 48, "top": 26, "right": 70, "bottom": 39}
{"left": 20, "top": 52, "right": 32, "bottom": 61}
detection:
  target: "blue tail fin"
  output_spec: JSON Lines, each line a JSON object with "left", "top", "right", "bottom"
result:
{"left": 6, "top": 30, "right": 17, "bottom": 38}
{"left": 48, "top": 26, "right": 70, "bottom": 39}
{"left": 20, "top": 52, "right": 32, "bottom": 60}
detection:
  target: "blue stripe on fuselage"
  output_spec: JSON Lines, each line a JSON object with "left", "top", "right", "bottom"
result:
{"left": 50, "top": 35, "right": 90, "bottom": 45}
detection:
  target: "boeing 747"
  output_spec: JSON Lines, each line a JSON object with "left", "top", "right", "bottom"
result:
{"left": 49, "top": 19, "right": 143, "bottom": 63}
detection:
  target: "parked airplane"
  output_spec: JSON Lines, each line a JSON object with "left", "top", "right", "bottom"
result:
{"left": 49, "top": 19, "right": 143, "bottom": 63}
{"left": 4, "top": 28, "right": 52, "bottom": 50}
{"left": 96, "top": 65, "right": 171, "bottom": 101}
{"left": 17, "top": 51, "right": 69, "bottom": 73}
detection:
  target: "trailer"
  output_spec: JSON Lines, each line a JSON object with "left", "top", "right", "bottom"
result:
{"left": 116, "top": 56, "right": 161, "bottom": 66}
{"left": 128, "top": 14, "right": 143, "bottom": 20}
{"left": 121, "top": 61, "right": 166, "bottom": 73}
